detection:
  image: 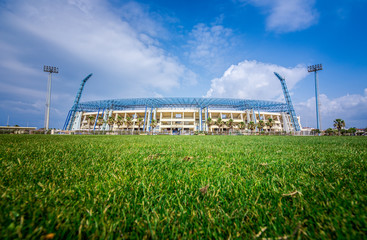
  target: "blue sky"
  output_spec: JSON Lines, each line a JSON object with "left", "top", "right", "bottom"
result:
{"left": 0, "top": 0, "right": 366, "bottom": 129}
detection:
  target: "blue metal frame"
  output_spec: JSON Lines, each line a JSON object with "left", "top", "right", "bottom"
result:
{"left": 65, "top": 97, "right": 295, "bottom": 130}
{"left": 63, "top": 110, "right": 72, "bottom": 130}
{"left": 72, "top": 97, "right": 289, "bottom": 113}
{"left": 274, "top": 72, "right": 301, "bottom": 131}
{"left": 63, "top": 73, "right": 92, "bottom": 130}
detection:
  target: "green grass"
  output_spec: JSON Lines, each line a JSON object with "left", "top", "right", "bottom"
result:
{"left": 0, "top": 135, "right": 366, "bottom": 239}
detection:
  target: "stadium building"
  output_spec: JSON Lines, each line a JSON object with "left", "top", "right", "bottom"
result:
{"left": 63, "top": 72, "right": 302, "bottom": 134}
{"left": 63, "top": 97, "right": 302, "bottom": 134}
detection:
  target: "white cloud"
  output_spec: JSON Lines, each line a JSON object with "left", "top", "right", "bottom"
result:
{"left": 296, "top": 90, "right": 367, "bottom": 128}
{"left": 243, "top": 0, "right": 319, "bottom": 32}
{"left": 0, "top": 0, "right": 195, "bottom": 97}
{"left": 186, "top": 23, "right": 236, "bottom": 74}
{"left": 205, "top": 60, "right": 308, "bottom": 100}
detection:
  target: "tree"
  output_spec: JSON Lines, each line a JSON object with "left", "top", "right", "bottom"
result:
{"left": 333, "top": 119, "right": 345, "bottom": 135}
{"left": 238, "top": 121, "right": 246, "bottom": 133}
{"left": 206, "top": 117, "right": 213, "bottom": 132}
{"left": 87, "top": 115, "right": 95, "bottom": 132}
{"left": 96, "top": 115, "right": 104, "bottom": 130}
{"left": 125, "top": 116, "right": 133, "bottom": 134}
{"left": 115, "top": 115, "right": 124, "bottom": 133}
{"left": 150, "top": 119, "right": 157, "bottom": 134}
{"left": 248, "top": 121, "right": 256, "bottom": 134}
{"left": 107, "top": 116, "right": 115, "bottom": 131}
{"left": 215, "top": 118, "right": 225, "bottom": 133}
{"left": 347, "top": 127, "right": 357, "bottom": 135}
{"left": 325, "top": 128, "right": 334, "bottom": 136}
{"left": 257, "top": 120, "right": 265, "bottom": 134}
{"left": 310, "top": 128, "right": 320, "bottom": 135}
{"left": 137, "top": 118, "right": 144, "bottom": 133}
{"left": 266, "top": 118, "right": 274, "bottom": 133}
{"left": 226, "top": 118, "right": 234, "bottom": 134}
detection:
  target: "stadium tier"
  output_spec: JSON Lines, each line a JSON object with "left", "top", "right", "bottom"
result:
{"left": 64, "top": 97, "right": 302, "bottom": 134}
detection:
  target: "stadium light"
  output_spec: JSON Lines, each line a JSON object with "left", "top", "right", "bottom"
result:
{"left": 43, "top": 65, "right": 59, "bottom": 131}
{"left": 308, "top": 64, "right": 323, "bottom": 131}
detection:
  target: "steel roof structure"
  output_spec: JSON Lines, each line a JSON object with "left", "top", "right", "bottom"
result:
{"left": 74, "top": 97, "right": 289, "bottom": 112}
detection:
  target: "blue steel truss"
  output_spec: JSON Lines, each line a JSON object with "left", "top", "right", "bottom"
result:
{"left": 72, "top": 97, "right": 289, "bottom": 112}
{"left": 63, "top": 74, "right": 92, "bottom": 130}
{"left": 63, "top": 97, "right": 293, "bottom": 130}
{"left": 274, "top": 72, "right": 301, "bottom": 131}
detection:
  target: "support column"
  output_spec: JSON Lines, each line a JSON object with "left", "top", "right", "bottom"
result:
{"left": 149, "top": 107, "right": 153, "bottom": 132}
{"left": 258, "top": 108, "right": 261, "bottom": 120}
{"left": 199, "top": 108, "right": 202, "bottom": 131}
{"left": 252, "top": 109, "right": 256, "bottom": 123}
{"left": 114, "top": 113, "right": 119, "bottom": 130}
{"left": 193, "top": 111, "right": 196, "bottom": 130}
{"left": 93, "top": 108, "right": 100, "bottom": 131}
{"left": 205, "top": 108, "right": 208, "bottom": 131}
{"left": 281, "top": 112, "right": 290, "bottom": 133}
{"left": 143, "top": 106, "right": 147, "bottom": 131}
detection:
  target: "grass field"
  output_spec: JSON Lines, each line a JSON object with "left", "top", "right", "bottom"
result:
{"left": 0, "top": 135, "right": 366, "bottom": 239}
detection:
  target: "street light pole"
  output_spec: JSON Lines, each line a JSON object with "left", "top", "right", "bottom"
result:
{"left": 307, "top": 64, "right": 323, "bottom": 131}
{"left": 43, "top": 65, "right": 59, "bottom": 130}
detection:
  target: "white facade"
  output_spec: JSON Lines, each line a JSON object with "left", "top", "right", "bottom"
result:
{"left": 74, "top": 108, "right": 302, "bottom": 134}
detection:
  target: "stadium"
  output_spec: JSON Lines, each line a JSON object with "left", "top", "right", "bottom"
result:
{"left": 62, "top": 72, "right": 302, "bottom": 134}
{"left": 63, "top": 97, "right": 302, "bottom": 134}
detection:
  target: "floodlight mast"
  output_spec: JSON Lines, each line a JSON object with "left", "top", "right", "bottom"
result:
{"left": 43, "top": 65, "right": 59, "bottom": 131}
{"left": 307, "top": 64, "right": 323, "bottom": 131}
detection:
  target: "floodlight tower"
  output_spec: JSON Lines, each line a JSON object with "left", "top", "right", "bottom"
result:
{"left": 43, "top": 65, "right": 59, "bottom": 130}
{"left": 307, "top": 64, "right": 323, "bottom": 131}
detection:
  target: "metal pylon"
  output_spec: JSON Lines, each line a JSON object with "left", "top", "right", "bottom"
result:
{"left": 274, "top": 72, "right": 301, "bottom": 131}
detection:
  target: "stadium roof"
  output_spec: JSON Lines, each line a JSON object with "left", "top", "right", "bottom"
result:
{"left": 76, "top": 97, "right": 289, "bottom": 113}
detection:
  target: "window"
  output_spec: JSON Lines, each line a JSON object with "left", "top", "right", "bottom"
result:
{"left": 222, "top": 114, "right": 227, "bottom": 119}
{"left": 175, "top": 114, "right": 182, "bottom": 118}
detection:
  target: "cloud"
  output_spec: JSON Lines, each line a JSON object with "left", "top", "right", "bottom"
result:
{"left": 296, "top": 90, "right": 367, "bottom": 129}
{"left": 243, "top": 0, "right": 319, "bottom": 32}
{"left": 0, "top": 0, "right": 197, "bottom": 127}
{"left": 205, "top": 60, "right": 308, "bottom": 100}
{"left": 0, "top": 0, "right": 195, "bottom": 97}
{"left": 185, "top": 23, "right": 237, "bottom": 75}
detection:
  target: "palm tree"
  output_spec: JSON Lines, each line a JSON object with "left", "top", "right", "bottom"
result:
{"left": 125, "top": 116, "right": 133, "bottom": 134}
{"left": 107, "top": 116, "right": 115, "bottom": 131}
{"left": 115, "top": 115, "right": 124, "bottom": 133}
{"left": 150, "top": 119, "right": 157, "bottom": 134}
{"left": 257, "top": 120, "right": 265, "bottom": 134}
{"left": 238, "top": 121, "right": 246, "bottom": 133}
{"left": 266, "top": 118, "right": 274, "bottom": 133}
{"left": 333, "top": 119, "right": 345, "bottom": 135}
{"left": 226, "top": 118, "right": 234, "bottom": 134}
{"left": 325, "top": 128, "right": 334, "bottom": 136}
{"left": 87, "top": 115, "right": 95, "bottom": 132}
{"left": 206, "top": 117, "right": 213, "bottom": 132}
{"left": 96, "top": 115, "right": 104, "bottom": 131}
{"left": 248, "top": 121, "right": 256, "bottom": 134}
{"left": 137, "top": 118, "right": 144, "bottom": 133}
{"left": 215, "top": 118, "right": 225, "bottom": 134}
{"left": 311, "top": 128, "right": 321, "bottom": 136}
